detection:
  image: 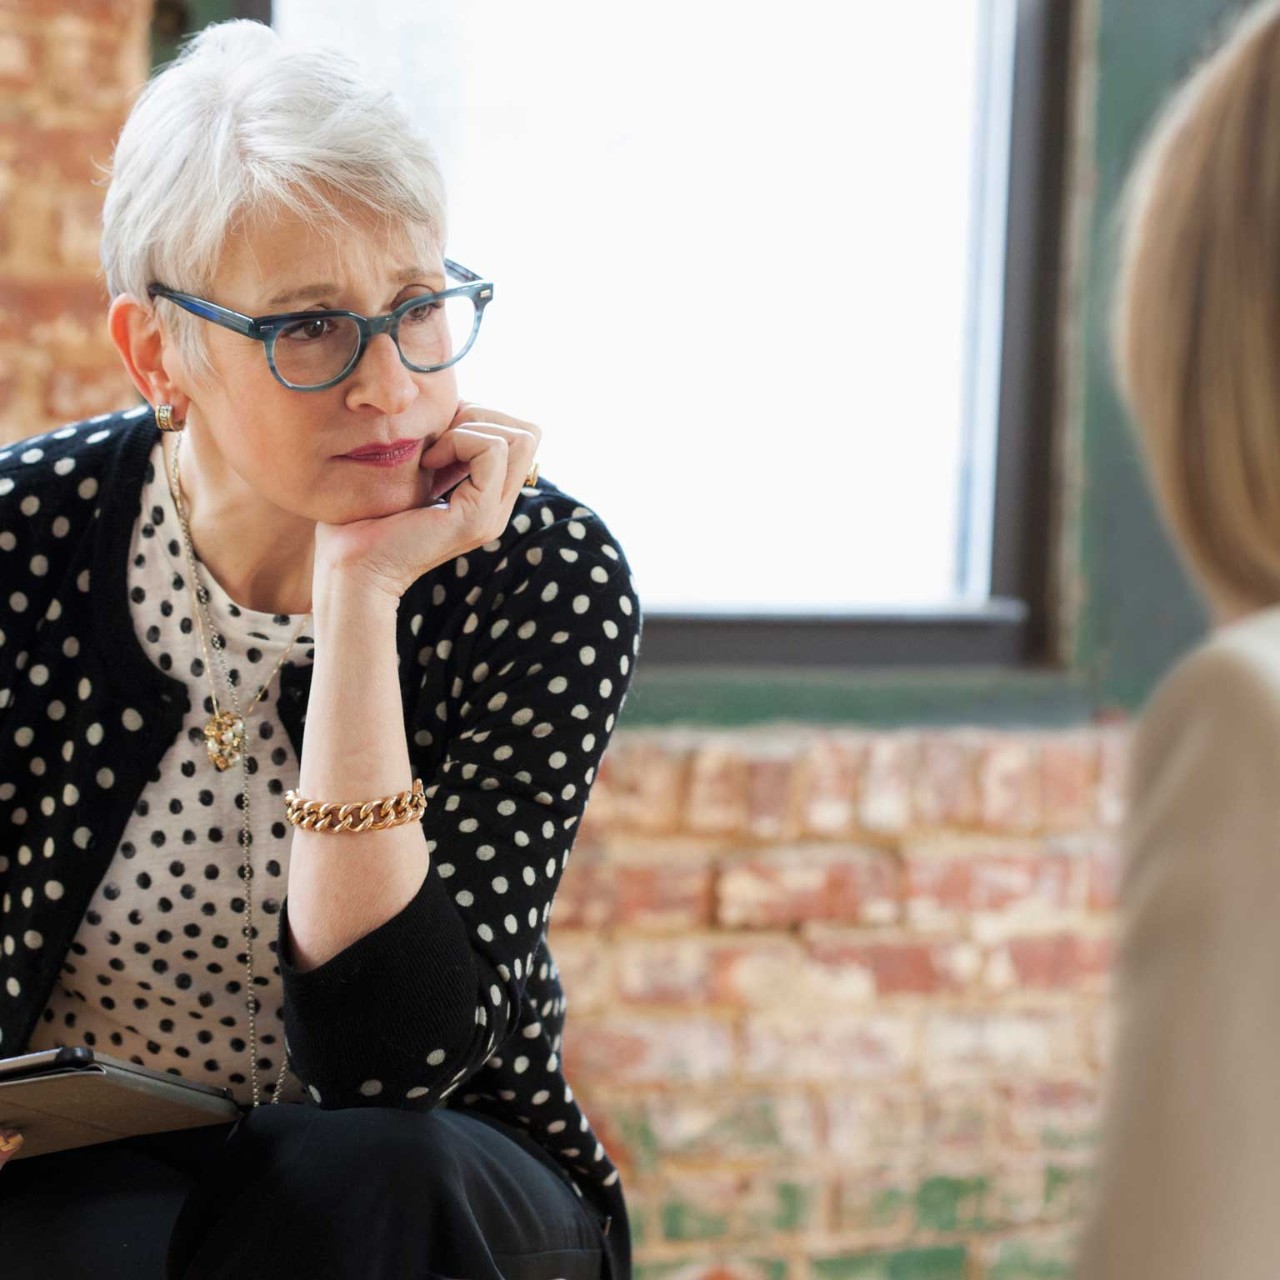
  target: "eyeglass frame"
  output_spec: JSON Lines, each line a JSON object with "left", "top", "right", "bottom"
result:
{"left": 146, "top": 259, "right": 494, "bottom": 392}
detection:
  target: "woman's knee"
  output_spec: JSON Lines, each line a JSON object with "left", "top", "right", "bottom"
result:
{"left": 241, "top": 1103, "right": 462, "bottom": 1200}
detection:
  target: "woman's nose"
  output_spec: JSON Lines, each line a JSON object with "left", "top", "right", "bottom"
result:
{"left": 345, "top": 332, "right": 419, "bottom": 415}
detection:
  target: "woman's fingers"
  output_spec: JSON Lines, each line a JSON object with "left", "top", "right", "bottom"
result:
{"left": 421, "top": 423, "right": 538, "bottom": 531}
{"left": 421, "top": 426, "right": 510, "bottom": 510}
{"left": 0, "top": 1129, "right": 23, "bottom": 1165}
{"left": 439, "top": 402, "right": 541, "bottom": 501}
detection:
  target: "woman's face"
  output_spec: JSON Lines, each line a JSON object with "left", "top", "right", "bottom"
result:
{"left": 171, "top": 200, "right": 460, "bottom": 525}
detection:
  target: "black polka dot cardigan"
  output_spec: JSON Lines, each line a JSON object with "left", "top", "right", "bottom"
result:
{"left": 0, "top": 405, "right": 642, "bottom": 1242}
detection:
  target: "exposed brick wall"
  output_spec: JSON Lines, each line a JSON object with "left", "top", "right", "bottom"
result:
{"left": 0, "top": 0, "right": 149, "bottom": 444}
{"left": 559, "top": 727, "right": 1128, "bottom": 1280}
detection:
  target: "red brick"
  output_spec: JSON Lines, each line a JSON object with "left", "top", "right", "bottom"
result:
{"left": 565, "top": 1014, "right": 736, "bottom": 1085}
{"left": 1085, "top": 834, "right": 1123, "bottom": 912}
{"left": 549, "top": 857, "right": 614, "bottom": 931}
{"left": 797, "top": 734, "right": 865, "bottom": 837}
{"left": 742, "top": 1013, "right": 916, "bottom": 1083}
{"left": 858, "top": 734, "right": 920, "bottom": 835}
{"left": 0, "top": 280, "right": 110, "bottom": 342}
{"left": 1087, "top": 1000, "right": 1114, "bottom": 1072}
{"left": 979, "top": 738, "right": 1044, "bottom": 833}
{"left": 685, "top": 742, "right": 751, "bottom": 836}
{"left": 56, "top": 188, "right": 106, "bottom": 271}
{"left": 1, "top": 185, "right": 58, "bottom": 264}
{"left": 23, "top": 0, "right": 147, "bottom": 19}
{"left": 543, "top": 931, "right": 616, "bottom": 1013}
{"left": 744, "top": 749, "right": 804, "bottom": 841}
{"left": 1096, "top": 723, "right": 1133, "bottom": 828}
{"left": 710, "top": 935, "right": 882, "bottom": 1011}
{"left": 614, "top": 931, "right": 942, "bottom": 1015}
{"left": 823, "top": 1085, "right": 924, "bottom": 1161}
{"left": 922, "top": 1084, "right": 991, "bottom": 1152}
{"left": 914, "top": 732, "right": 982, "bottom": 829}
{"left": 630, "top": 1089, "right": 823, "bottom": 1166}
{"left": 904, "top": 840, "right": 1075, "bottom": 930}
{"left": 44, "top": 366, "right": 135, "bottom": 428}
{"left": 718, "top": 843, "right": 900, "bottom": 929}
{"left": 615, "top": 860, "right": 716, "bottom": 930}
{"left": 0, "top": 122, "right": 121, "bottom": 182}
{"left": 922, "top": 1012, "right": 1081, "bottom": 1079}
{"left": 1040, "top": 735, "right": 1101, "bottom": 830}
{"left": 804, "top": 932, "right": 976, "bottom": 997}
{"left": 590, "top": 737, "right": 690, "bottom": 834}
{"left": 991, "top": 932, "right": 1114, "bottom": 991}
{"left": 41, "top": 17, "right": 145, "bottom": 115}
{"left": 615, "top": 935, "right": 718, "bottom": 1005}
{"left": 0, "top": 30, "right": 38, "bottom": 91}
{"left": 552, "top": 847, "right": 716, "bottom": 932}
{"left": 994, "top": 1079, "right": 1103, "bottom": 1153}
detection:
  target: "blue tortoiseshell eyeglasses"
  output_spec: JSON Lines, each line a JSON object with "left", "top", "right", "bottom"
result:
{"left": 147, "top": 259, "right": 494, "bottom": 392}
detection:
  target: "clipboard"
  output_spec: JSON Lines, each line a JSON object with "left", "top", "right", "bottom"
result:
{"left": 0, "top": 1045, "right": 244, "bottom": 1160}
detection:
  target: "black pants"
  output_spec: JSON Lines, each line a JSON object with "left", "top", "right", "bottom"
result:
{"left": 0, "top": 1103, "right": 623, "bottom": 1280}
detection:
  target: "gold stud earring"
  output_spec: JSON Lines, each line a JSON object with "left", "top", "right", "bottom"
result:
{"left": 155, "top": 403, "right": 186, "bottom": 433}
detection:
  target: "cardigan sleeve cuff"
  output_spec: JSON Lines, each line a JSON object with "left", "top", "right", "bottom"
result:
{"left": 276, "top": 862, "right": 479, "bottom": 1064}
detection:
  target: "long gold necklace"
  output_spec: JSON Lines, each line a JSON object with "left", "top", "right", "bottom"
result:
{"left": 166, "top": 436, "right": 312, "bottom": 771}
{"left": 166, "top": 432, "right": 309, "bottom": 1106}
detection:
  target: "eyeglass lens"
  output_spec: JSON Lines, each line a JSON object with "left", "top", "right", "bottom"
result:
{"left": 271, "top": 294, "right": 478, "bottom": 387}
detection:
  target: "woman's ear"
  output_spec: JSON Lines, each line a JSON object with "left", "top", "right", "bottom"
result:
{"left": 107, "top": 293, "right": 192, "bottom": 418}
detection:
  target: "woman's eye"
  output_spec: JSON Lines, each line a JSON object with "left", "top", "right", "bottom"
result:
{"left": 280, "top": 317, "right": 333, "bottom": 342}
{"left": 403, "top": 299, "right": 442, "bottom": 324}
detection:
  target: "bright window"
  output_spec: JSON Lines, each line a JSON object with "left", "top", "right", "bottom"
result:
{"left": 274, "top": 1, "right": 1016, "bottom": 614}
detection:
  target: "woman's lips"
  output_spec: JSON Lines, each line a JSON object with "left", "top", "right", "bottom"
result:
{"left": 338, "top": 439, "right": 420, "bottom": 466}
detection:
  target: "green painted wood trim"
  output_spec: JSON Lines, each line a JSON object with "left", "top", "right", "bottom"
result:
{"left": 1072, "top": 0, "right": 1232, "bottom": 709}
{"left": 617, "top": 666, "right": 1096, "bottom": 729}
{"left": 152, "top": 0, "right": 242, "bottom": 66}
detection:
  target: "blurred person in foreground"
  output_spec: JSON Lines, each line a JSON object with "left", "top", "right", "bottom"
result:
{"left": 0, "top": 19, "right": 639, "bottom": 1280}
{"left": 1076, "top": 2, "right": 1280, "bottom": 1276}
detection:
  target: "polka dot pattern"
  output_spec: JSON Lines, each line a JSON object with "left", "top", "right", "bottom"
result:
{"left": 26, "top": 435, "right": 314, "bottom": 1105}
{"left": 0, "top": 409, "right": 642, "bottom": 1227}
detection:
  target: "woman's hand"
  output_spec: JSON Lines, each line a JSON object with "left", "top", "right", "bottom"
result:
{"left": 0, "top": 1129, "right": 23, "bottom": 1167}
{"left": 313, "top": 400, "right": 541, "bottom": 603}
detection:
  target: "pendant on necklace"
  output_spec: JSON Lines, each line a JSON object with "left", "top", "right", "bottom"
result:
{"left": 204, "top": 710, "right": 246, "bottom": 771}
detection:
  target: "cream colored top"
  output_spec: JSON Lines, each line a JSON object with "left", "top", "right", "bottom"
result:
{"left": 1076, "top": 603, "right": 1280, "bottom": 1278}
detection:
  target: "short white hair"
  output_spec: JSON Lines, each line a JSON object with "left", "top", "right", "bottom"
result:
{"left": 101, "top": 19, "right": 448, "bottom": 382}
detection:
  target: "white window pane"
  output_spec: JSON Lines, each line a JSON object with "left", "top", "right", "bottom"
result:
{"left": 275, "top": 1, "right": 1008, "bottom": 613}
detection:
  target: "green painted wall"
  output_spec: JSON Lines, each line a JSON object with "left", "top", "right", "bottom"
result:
{"left": 152, "top": 0, "right": 241, "bottom": 66}
{"left": 1073, "top": 0, "right": 1244, "bottom": 712}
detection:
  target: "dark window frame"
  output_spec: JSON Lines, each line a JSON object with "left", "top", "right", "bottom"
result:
{"left": 644, "top": 0, "right": 1074, "bottom": 671}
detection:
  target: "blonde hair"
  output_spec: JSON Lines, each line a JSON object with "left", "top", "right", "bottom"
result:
{"left": 1115, "top": 0, "right": 1280, "bottom": 614}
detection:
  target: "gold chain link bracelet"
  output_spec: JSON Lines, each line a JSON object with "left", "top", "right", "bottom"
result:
{"left": 283, "top": 778, "right": 427, "bottom": 833}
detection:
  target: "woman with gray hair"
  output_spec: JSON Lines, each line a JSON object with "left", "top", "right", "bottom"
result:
{"left": 0, "top": 18, "right": 638, "bottom": 1280}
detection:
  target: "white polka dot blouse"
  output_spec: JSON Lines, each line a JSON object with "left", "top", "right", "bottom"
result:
{"left": 0, "top": 406, "right": 642, "bottom": 1230}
